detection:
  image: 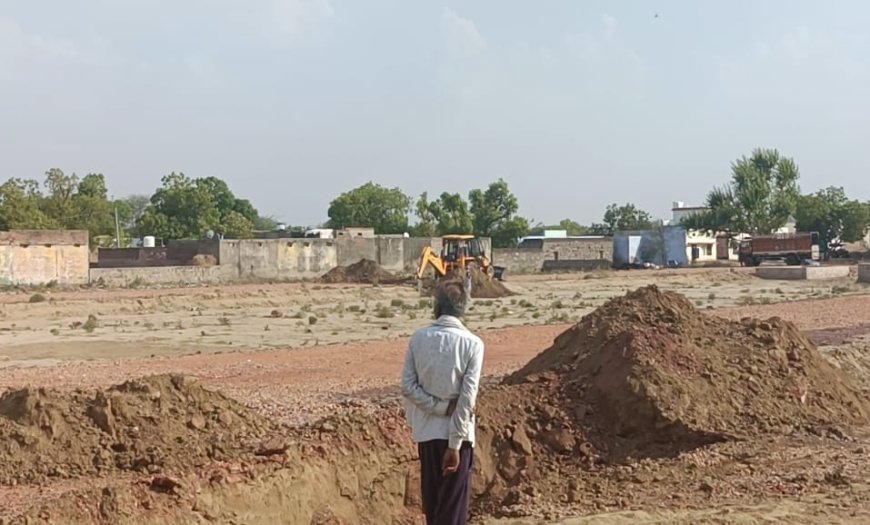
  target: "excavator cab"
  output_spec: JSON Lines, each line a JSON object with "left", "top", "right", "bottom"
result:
{"left": 416, "top": 235, "right": 506, "bottom": 282}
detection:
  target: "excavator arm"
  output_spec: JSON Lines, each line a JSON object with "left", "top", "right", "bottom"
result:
{"left": 416, "top": 246, "right": 448, "bottom": 280}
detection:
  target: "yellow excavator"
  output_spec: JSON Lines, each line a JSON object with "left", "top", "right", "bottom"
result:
{"left": 415, "top": 234, "right": 506, "bottom": 281}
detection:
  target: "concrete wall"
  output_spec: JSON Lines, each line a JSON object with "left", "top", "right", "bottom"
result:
{"left": 542, "top": 260, "right": 611, "bottom": 272}
{"left": 859, "top": 263, "right": 870, "bottom": 283}
{"left": 90, "top": 266, "right": 224, "bottom": 287}
{"left": 375, "top": 236, "right": 406, "bottom": 273}
{"left": 0, "top": 230, "right": 90, "bottom": 285}
{"left": 494, "top": 239, "right": 611, "bottom": 274}
{"left": 335, "top": 236, "right": 377, "bottom": 267}
{"left": 97, "top": 240, "right": 220, "bottom": 268}
{"left": 493, "top": 248, "right": 546, "bottom": 274}
{"left": 544, "top": 239, "right": 612, "bottom": 261}
{"left": 88, "top": 235, "right": 485, "bottom": 284}
{"left": 97, "top": 247, "right": 169, "bottom": 268}
{"left": 225, "top": 238, "right": 338, "bottom": 280}
{"left": 167, "top": 240, "right": 220, "bottom": 265}
{"left": 756, "top": 266, "right": 852, "bottom": 281}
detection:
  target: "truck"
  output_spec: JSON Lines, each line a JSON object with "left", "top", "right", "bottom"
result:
{"left": 738, "top": 232, "right": 820, "bottom": 267}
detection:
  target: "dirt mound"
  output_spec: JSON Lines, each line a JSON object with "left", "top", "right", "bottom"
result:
{"left": 320, "top": 259, "right": 399, "bottom": 284}
{"left": 8, "top": 403, "right": 421, "bottom": 525}
{"left": 471, "top": 285, "right": 870, "bottom": 505}
{"left": 419, "top": 267, "right": 513, "bottom": 299}
{"left": 0, "top": 374, "right": 275, "bottom": 485}
{"left": 467, "top": 266, "right": 513, "bottom": 299}
{"left": 192, "top": 254, "right": 217, "bottom": 267}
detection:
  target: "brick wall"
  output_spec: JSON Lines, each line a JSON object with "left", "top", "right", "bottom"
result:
{"left": 542, "top": 239, "right": 612, "bottom": 261}
{"left": 494, "top": 239, "right": 612, "bottom": 274}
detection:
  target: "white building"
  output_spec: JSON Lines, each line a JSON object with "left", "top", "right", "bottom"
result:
{"left": 671, "top": 201, "right": 739, "bottom": 263}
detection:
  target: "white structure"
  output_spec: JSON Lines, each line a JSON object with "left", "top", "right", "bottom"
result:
{"left": 775, "top": 215, "right": 797, "bottom": 235}
{"left": 671, "top": 201, "right": 739, "bottom": 263}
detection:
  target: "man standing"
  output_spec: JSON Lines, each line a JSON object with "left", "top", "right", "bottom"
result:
{"left": 400, "top": 279, "right": 484, "bottom": 525}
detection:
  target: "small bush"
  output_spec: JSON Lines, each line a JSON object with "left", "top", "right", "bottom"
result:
{"left": 347, "top": 305, "right": 361, "bottom": 312}
{"left": 29, "top": 293, "right": 47, "bottom": 303}
{"left": 707, "top": 293, "right": 716, "bottom": 301}
{"left": 270, "top": 310, "right": 284, "bottom": 318}
{"left": 551, "top": 300, "right": 565, "bottom": 309}
{"left": 50, "top": 328, "right": 60, "bottom": 336}
{"left": 375, "top": 305, "right": 394, "bottom": 319}
{"left": 218, "top": 317, "right": 231, "bottom": 326}
{"left": 832, "top": 286, "right": 850, "bottom": 295}
{"left": 308, "top": 316, "right": 318, "bottom": 325}
{"left": 390, "top": 299, "right": 405, "bottom": 308}
{"left": 128, "top": 277, "right": 146, "bottom": 289}
{"left": 83, "top": 315, "right": 98, "bottom": 333}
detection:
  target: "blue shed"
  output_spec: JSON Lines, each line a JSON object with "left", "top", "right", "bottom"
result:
{"left": 612, "top": 227, "right": 688, "bottom": 268}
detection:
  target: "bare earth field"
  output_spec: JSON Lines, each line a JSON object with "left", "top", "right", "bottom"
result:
{"left": 2, "top": 267, "right": 870, "bottom": 524}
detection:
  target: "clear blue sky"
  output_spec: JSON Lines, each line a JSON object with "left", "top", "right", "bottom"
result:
{"left": 2, "top": 1, "right": 869, "bottom": 226}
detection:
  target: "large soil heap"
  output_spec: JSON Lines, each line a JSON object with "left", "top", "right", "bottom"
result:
{"left": 0, "top": 374, "right": 273, "bottom": 485}
{"left": 320, "top": 259, "right": 399, "bottom": 284}
{"left": 473, "top": 286, "right": 870, "bottom": 504}
{"left": 466, "top": 266, "right": 513, "bottom": 299}
{"left": 419, "top": 266, "right": 513, "bottom": 299}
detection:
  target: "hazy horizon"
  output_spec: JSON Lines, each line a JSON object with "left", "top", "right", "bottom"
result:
{"left": 2, "top": 0, "right": 869, "bottom": 226}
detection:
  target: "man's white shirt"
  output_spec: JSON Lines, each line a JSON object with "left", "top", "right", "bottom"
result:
{"left": 400, "top": 315, "right": 484, "bottom": 450}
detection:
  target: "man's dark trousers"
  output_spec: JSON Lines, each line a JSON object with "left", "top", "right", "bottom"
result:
{"left": 418, "top": 440, "right": 474, "bottom": 525}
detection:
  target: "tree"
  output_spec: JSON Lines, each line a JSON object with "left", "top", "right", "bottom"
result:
{"left": 253, "top": 215, "right": 281, "bottom": 231}
{"left": 795, "top": 187, "right": 870, "bottom": 249}
{"left": 414, "top": 191, "right": 474, "bottom": 235}
{"left": 222, "top": 210, "right": 254, "bottom": 239}
{"left": 597, "top": 203, "right": 653, "bottom": 235}
{"left": 0, "top": 178, "right": 57, "bottom": 230}
{"left": 122, "top": 194, "right": 151, "bottom": 235}
{"left": 137, "top": 173, "right": 261, "bottom": 240}
{"left": 70, "top": 174, "right": 117, "bottom": 242}
{"left": 40, "top": 169, "right": 80, "bottom": 225}
{"left": 412, "top": 193, "right": 438, "bottom": 237}
{"left": 490, "top": 216, "right": 530, "bottom": 248}
{"left": 684, "top": 148, "right": 801, "bottom": 235}
{"left": 469, "top": 179, "right": 529, "bottom": 247}
{"left": 327, "top": 182, "right": 412, "bottom": 233}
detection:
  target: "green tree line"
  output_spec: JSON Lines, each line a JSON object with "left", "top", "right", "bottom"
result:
{"left": 3, "top": 152, "right": 869, "bottom": 250}
{"left": 683, "top": 148, "right": 870, "bottom": 250}
{"left": 0, "top": 170, "right": 277, "bottom": 245}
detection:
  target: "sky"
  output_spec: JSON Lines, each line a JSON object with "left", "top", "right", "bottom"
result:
{"left": 2, "top": 0, "right": 870, "bottom": 227}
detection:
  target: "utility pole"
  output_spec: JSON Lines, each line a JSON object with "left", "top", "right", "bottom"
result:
{"left": 114, "top": 206, "right": 122, "bottom": 248}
